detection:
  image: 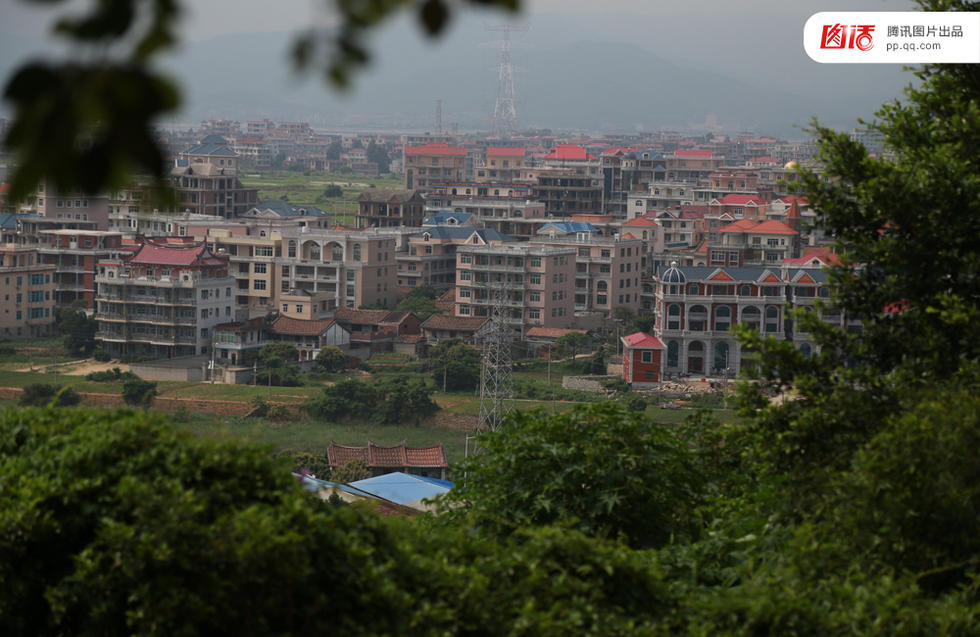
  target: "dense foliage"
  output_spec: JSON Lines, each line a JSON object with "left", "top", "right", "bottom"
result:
{"left": 395, "top": 284, "right": 443, "bottom": 321}
{"left": 427, "top": 338, "right": 481, "bottom": 392}
{"left": 55, "top": 307, "right": 97, "bottom": 357}
{"left": 18, "top": 383, "right": 80, "bottom": 407}
{"left": 305, "top": 378, "right": 439, "bottom": 426}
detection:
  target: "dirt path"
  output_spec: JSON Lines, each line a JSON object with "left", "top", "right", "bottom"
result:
{"left": 15, "top": 360, "right": 131, "bottom": 376}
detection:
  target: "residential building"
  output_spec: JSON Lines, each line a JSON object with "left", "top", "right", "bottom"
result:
{"left": 419, "top": 314, "right": 487, "bottom": 344}
{"left": 404, "top": 142, "right": 466, "bottom": 191}
{"left": 95, "top": 241, "right": 236, "bottom": 358}
{"left": 710, "top": 218, "right": 800, "bottom": 267}
{"left": 454, "top": 244, "right": 576, "bottom": 334}
{"left": 279, "top": 288, "right": 334, "bottom": 320}
{"left": 171, "top": 140, "right": 259, "bottom": 217}
{"left": 0, "top": 244, "right": 57, "bottom": 338}
{"left": 213, "top": 317, "right": 267, "bottom": 366}
{"left": 665, "top": 150, "right": 725, "bottom": 182}
{"left": 268, "top": 315, "right": 350, "bottom": 362}
{"left": 277, "top": 229, "right": 398, "bottom": 310}
{"left": 397, "top": 226, "right": 514, "bottom": 295}
{"left": 475, "top": 147, "right": 526, "bottom": 183}
{"left": 38, "top": 230, "right": 125, "bottom": 308}
{"left": 356, "top": 189, "right": 425, "bottom": 228}
{"left": 531, "top": 170, "right": 602, "bottom": 216}
{"left": 652, "top": 262, "right": 846, "bottom": 376}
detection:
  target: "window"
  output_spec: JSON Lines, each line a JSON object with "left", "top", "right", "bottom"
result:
{"left": 352, "top": 244, "right": 362, "bottom": 261}
{"left": 253, "top": 280, "right": 266, "bottom": 290}
{"left": 597, "top": 294, "right": 607, "bottom": 305}
{"left": 296, "top": 305, "right": 303, "bottom": 313}
{"left": 253, "top": 263, "right": 267, "bottom": 274}
{"left": 283, "top": 304, "right": 288, "bottom": 312}
{"left": 740, "top": 284, "right": 752, "bottom": 296}
{"left": 530, "top": 257, "right": 542, "bottom": 268}
{"left": 715, "top": 306, "right": 731, "bottom": 331}
{"left": 688, "top": 283, "right": 698, "bottom": 294}
{"left": 529, "top": 274, "right": 541, "bottom": 285}
{"left": 529, "top": 291, "right": 540, "bottom": 302}
{"left": 765, "top": 306, "right": 780, "bottom": 333}
{"left": 460, "top": 253, "right": 472, "bottom": 264}
{"left": 641, "top": 351, "right": 653, "bottom": 363}
{"left": 288, "top": 240, "right": 296, "bottom": 258}
{"left": 667, "top": 304, "right": 681, "bottom": 330}
{"left": 458, "top": 288, "right": 471, "bottom": 298}
{"left": 460, "top": 271, "right": 472, "bottom": 281}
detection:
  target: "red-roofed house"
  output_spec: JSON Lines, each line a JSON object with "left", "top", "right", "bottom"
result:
{"left": 327, "top": 441, "right": 448, "bottom": 479}
{"left": 95, "top": 240, "right": 236, "bottom": 359}
{"left": 708, "top": 193, "right": 769, "bottom": 220}
{"left": 710, "top": 218, "right": 800, "bottom": 267}
{"left": 404, "top": 143, "right": 467, "bottom": 191}
{"left": 621, "top": 332, "right": 666, "bottom": 387}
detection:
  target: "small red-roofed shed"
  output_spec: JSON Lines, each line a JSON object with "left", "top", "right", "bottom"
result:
{"left": 621, "top": 332, "right": 666, "bottom": 387}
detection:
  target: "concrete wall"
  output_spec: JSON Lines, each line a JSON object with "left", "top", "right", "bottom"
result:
{"left": 561, "top": 375, "right": 616, "bottom": 393}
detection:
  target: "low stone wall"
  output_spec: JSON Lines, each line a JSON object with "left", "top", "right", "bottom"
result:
{"left": 561, "top": 375, "right": 616, "bottom": 393}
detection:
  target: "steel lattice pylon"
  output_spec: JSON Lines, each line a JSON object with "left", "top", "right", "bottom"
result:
{"left": 488, "top": 25, "right": 527, "bottom": 135}
{"left": 476, "top": 283, "right": 515, "bottom": 434}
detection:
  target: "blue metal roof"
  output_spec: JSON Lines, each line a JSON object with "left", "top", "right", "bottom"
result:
{"left": 348, "top": 472, "right": 453, "bottom": 505}
{"left": 252, "top": 200, "right": 328, "bottom": 217}
{"left": 539, "top": 222, "right": 598, "bottom": 234}
{"left": 413, "top": 227, "right": 515, "bottom": 242}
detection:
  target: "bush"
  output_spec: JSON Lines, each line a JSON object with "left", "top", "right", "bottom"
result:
{"left": 122, "top": 379, "right": 157, "bottom": 409}
{"left": 92, "top": 348, "right": 111, "bottom": 362}
{"left": 85, "top": 367, "right": 138, "bottom": 382}
{"left": 19, "top": 384, "right": 80, "bottom": 407}
{"left": 266, "top": 404, "right": 291, "bottom": 422}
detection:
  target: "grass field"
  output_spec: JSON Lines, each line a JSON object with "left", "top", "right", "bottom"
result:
{"left": 239, "top": 170, "right": 405, "bottom": 225}
{"left": 165, "top": 409, "right": 470, "bottom": 463}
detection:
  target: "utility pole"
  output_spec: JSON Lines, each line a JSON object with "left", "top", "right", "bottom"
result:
{"left": 487, "top": 24, "right": 528, "bottom": 135}
{"left": 476, "top": 282, "right": 515, "bottom": 435}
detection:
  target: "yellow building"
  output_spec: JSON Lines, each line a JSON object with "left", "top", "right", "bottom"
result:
{"left": 0, "top": 244, "right": 57, "bottom": 338}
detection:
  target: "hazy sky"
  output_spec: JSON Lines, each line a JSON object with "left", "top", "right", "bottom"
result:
{"left": 0, "top": 0, "right": 922, "bottom": 132}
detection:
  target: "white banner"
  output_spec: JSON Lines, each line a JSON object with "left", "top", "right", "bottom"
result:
{"left": 804, "top": 11, "right": 980, "bottom": 63}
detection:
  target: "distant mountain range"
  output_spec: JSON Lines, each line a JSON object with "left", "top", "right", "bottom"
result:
{"left": 1, "top": 16, "right": 914, "bottom": 136}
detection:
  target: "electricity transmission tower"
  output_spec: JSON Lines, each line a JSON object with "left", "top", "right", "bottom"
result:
{"left": 476, "top": 283, "right": 516, "bottom": 434}
{"left": 487, "top": 24, "right": 527, "bottom": 135}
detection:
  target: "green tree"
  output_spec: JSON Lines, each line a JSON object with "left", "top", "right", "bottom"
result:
{"left": 121, "top": 379, "right": 157, "bottom": 409}
{"left": 632, "top": 315, "right": 656, "bottom": 334}
{"left": 256, "top": 342, "right": 300, "bottom": 386}
{"left": 330, "top": 459, "right": 371, "bottom": 484}
{"left": 2, "top": 0, "right": 520, "bottom": 203}
{"left": 326, "top": 140, "right": 343, "bottom": 160}
{"left": 396, "top": 284, "right": 442, "bottom": 321}
{"left": 55, "top": 307, "right": 97, "bottom": 356}
{"left": 322, "top": 184, "right": 343, "bottom": 198}
{"left": 19, "top": 384, "right": 80, "bottom": 407}
{"left": 428, "top": 338, "right": 480, "bottom": 392}
{"left": 366, "top": 140, "right": 390, "bottom": 173}
{"left": 555, "top": 332, "right": 590, "bottom": 366}
{"left": 441, "top": 403, "right": 702, "bottom": 548}
{"left": 315, "top": 346, "right": 349, "bottom": 373}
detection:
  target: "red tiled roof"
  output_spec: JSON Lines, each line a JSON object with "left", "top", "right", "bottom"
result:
{"left": 525, "top": 327, "right": 588, "bottom": 339}
{"left": 327, "top": 441, "right": 448, "bottom": 469}
{"left": 405, "top": 142, "right": 466, "bottom": 157}
{"left": 720, "top": 219, "right": 760, "bottom": 233}
{"left": 542, "top": 144, "right": 596, "bottom": 161}
{"left": 753, "top": 220, "right": 798, "bottom": 235}
{"left": 486, "top": 146, "right": 525, "bottom": 157}
{"left": 333, "top": 308, "right": 393, "bottom": 325}
{"left": 128, "top": 241, "right": 223, "bottom": 266}
{"left": 624, "top": 216, "right": 657, "bottom": 226}
{"left": 621, "top": 332, "right": 665, "bottom": 349}
{"left": 780, "top": 195, "right": 808, "bottom": 205}
{"left": 674, "top": 150, "right": 713, "bottom": 158}
{"left": 421, "top": 314, "right": 488, "bottom": 331}
{"left": 716, "top": 194, "right": 765, "bottom": 206}
{"left": 602, "top": 146, "right": 643, "bottom": 156}
{"left": 271, "top": 316, "right": 339, "bottom": 336}
{"left": 0, "top": 183, "right": 10, "bottom": 194}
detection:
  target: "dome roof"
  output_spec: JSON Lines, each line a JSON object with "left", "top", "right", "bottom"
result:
{"left": 661, "top": 261, "right": 685, "bottom": 284}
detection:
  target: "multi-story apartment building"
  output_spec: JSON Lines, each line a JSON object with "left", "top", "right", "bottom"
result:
{"left": 651, "top": 262, "right": 851, "bottom": 376}
{"left": 277, "top": 229, "right": 398, "bottom": 310}
{"left": 397, "top": 226, "right": 514, "bottom": 295}
{"left": 38, "top": 230, "right": 125, "bottom": 308}
{"left": 454, "top": 244, "right": 576, "bottom": 334}
{"left": 404, "top": 142, "right": 466, "bottom": 191}
{"left": 627, "top": 182, "right": 697, "bottom": 218}
{"left": 474, "top": 147, "right": 526, "bottom": 183}
{"left": 529, "top": 232, "right": 644, "bottom": 317}
{"left": 95, "top": 241, "right": 236, "bottom": 358}
{"left": 356, "top": 188, "right": 425, "bottom": 228}
{"left": 171, "top": 140, "right": 259, "bottom": 218}
{"left": 204, "top": 227, "right": 281, "bottom": 314}
{"left": 531, "top": 170, "right": 602, "bottom": 216}
{"left": 21, "top": 181, "right": 111, "bottom": 229}
{"left": 0, "top": 244, "right": 57, "bottom": 338}
{"left": 665, "top": 150, "right": 726, "bottom": 182}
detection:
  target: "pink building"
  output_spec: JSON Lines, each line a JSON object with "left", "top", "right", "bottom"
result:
{"left": 454, "top": 244, "right": 576, "bottom": 334}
